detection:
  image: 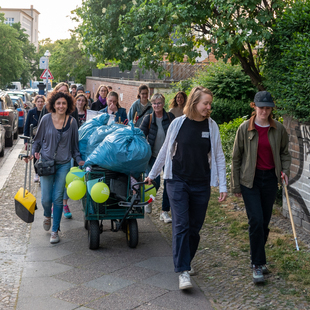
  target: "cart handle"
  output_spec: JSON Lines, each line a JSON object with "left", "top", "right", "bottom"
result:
{"left": 132, "top": 180, "right": 156, "bottom": 192}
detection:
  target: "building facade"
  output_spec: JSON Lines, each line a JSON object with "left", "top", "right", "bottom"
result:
{"left": 0, "top": 5, "right": 40, "bottom": 50}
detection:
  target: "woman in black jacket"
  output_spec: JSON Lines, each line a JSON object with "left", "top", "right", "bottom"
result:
{"left": 24, "top": 95, "right": 46, "bottom": 182}
{"left": 140, "top": 93, "right": 175, "bottom": 222}
{"left": 91, "top": 84, "right": 109, "bottom": 111}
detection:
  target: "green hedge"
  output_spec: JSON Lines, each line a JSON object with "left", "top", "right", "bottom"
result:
{"left": 263, "top": 0, "right": 310, "bottom": 122}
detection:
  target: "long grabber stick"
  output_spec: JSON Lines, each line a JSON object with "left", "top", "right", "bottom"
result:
{"left": 281, "top": 172, "right": 299, "bottom": 251}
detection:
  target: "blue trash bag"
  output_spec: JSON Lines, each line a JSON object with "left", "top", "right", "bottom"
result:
{"left": 84, "top": 122, "right": 151, "bottom": 178}
{"left": 85, "top": 123, "right": 123, "bottom": 159}
{"left": 78, "top": 113, "right": 110, "bottom": 160}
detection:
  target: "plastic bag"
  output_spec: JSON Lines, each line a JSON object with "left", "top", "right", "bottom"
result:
{"left": 85, "top": 123, "right": 123, "bottom": 159}
{"left": 84, "top": 122, "right": 151, "bottom": 177}
{"left": 78, "top": 113, "right": 109, "bottom": 160}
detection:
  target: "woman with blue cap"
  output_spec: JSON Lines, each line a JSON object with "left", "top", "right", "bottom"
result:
{"left": 231, "top": 91, "right": 291, "bottom": 284}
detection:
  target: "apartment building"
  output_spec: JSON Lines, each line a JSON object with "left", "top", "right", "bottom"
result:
{"left": 0, "top": 5, "right": 40, "bottom": 50}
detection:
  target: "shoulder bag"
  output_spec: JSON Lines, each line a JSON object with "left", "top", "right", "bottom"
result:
{"left": 35, "top": 116, "right": 66, "bottom": 176}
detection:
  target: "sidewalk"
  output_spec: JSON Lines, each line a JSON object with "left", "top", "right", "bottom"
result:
{"left": 2, "top": 144, "right": 213, "bottom": 309}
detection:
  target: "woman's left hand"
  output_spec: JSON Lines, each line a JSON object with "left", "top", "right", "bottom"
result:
{"left": 78, "top": 161, "right": 85, "bottom": 167}
{"left": 218, "top": 192, "right": 227, "bottom": 202}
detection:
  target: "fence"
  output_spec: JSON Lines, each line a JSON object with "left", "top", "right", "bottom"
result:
{"left": 92, "top": 62, "right": 207, "bottom": 82}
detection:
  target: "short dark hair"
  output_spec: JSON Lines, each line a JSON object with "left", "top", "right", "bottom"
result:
{"left": 71, "top": 84, "right": 77, "bottom": 90}
{"left": 47, "top": 92, "right": 75, "bottom": 115}
{"left": 137, "top": 84, "right": 149, "bottom": 99}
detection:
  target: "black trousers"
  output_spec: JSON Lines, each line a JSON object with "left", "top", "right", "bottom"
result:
{"left": 241, "top": 169, "right": 278, "bottom": 265}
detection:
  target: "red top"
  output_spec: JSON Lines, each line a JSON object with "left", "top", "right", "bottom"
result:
{"left": 255, "top": 123, "right": 275, "bottom": 170}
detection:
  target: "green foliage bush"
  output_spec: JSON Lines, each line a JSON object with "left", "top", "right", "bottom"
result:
{"left": 263, "top": 0, "right": 310, "bottom": 122}
{"left": 219, "top": 117, "right": 246, "bottom": 186}
{"left": 191, "top": 61, "right": 257, "bottom": 102}
{"left": 211, "top": 98, "right": 252, "bottom": 124}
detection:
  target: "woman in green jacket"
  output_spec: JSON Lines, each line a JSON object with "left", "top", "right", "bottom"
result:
{"left": 231, "top": 91, "right": 291, "bottom": 284}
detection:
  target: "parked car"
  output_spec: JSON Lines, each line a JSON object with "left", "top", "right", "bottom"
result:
{"left": 10, "top": 96, "right": 27, "bottom": 133}
{"left": 0, "top": 91, "right": 19, "bottom": 147}
{"left": 24, "top": 88, "right": 39, "bottom": 98}
{"left": 0, "top": 119, "right": 8, "bottom": 157}
{"left": 6, "top": 91, "right": 33, "bottom": 110}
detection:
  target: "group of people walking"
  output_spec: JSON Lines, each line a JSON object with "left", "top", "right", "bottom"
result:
{"left": 23, "top": 81, "right": 291, "bottom": 290}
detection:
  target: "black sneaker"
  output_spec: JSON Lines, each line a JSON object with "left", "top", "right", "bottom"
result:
{"left": 253, "top": 265, "right": 264, "bottom": 283}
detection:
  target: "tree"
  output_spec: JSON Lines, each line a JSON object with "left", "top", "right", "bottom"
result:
{"left": 41, "top": 36, "right": 97, "bottom": 84}
{"left": 0, "top": 22, "right": 24, "bottom": 88}
{"left": 74, "top": 0, "right": 288, "bottom": 89}
{"left": 12, "top": 23, "right": 37, "bottom": 87}
{"left": 263, "top": 0, "right": 310, "bottom": 122}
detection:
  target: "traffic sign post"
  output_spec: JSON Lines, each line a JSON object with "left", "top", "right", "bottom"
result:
{"left": 40, "top": 69, "right": 54, "bottom": 80}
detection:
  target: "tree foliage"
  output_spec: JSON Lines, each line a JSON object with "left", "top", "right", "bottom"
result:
{"left": 11, "top": 23, "right": 37, "bottom": 87}
{"left": 263, "top": 0, "right": 310, "bottom": 122}
{"left": 74, "top": 0, "right": 288, "bottom": 89}
{"left": 0, "top": 22, "right": 24, "bottom": 88}
{"left": 38, "top": 36, "right": 97, "bottom": 84}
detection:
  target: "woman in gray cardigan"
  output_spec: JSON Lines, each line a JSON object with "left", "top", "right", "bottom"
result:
{"left": 31, "top": 92, "right": 84, "bottom": 244}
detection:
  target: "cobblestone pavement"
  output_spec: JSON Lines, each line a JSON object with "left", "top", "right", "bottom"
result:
{"left": 0, "top": 149, "right": 38, "bottom": 310}
{"left": 149, "top": 185, "right": 310, "bottom": 310}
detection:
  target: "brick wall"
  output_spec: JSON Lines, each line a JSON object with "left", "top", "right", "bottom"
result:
{"left": 283, "top": 115, "right": 310, "bottom": 232}
{"left": 86, "top": 77, "right": 171, "bottom": 112}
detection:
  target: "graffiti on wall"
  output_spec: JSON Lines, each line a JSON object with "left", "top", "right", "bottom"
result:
{"left": 288, "top": 123, "right": 310, "bottom": 222}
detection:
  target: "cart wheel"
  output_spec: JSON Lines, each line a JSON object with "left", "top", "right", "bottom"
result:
{"left": 121, "top": 220, "right": 127, "bottom": 233}
{"left": 126, "top": 219, "right": 138, "bottom": 248}
{"left": 84, "top": 219, "right": 89, "bottom": 230}
{"left": 88, "top": 220, "right": 100, "bottom": 250}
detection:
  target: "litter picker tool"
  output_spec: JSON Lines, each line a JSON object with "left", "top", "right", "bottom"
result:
{"left": 281, "top": 172, "right": 299, "bottom": 251}
{"left": 15, "top": 125, "right": 36, "bottom": 223}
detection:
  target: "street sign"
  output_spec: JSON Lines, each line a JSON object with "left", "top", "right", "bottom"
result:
{"left": 40, "top": 69, "right": 54, "bottom": 80}
{"left": 39, "top": 57, "right": 48, "bottom": 69}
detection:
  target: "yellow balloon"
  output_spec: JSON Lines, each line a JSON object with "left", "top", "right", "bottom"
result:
{"left": 143, "top": 184, "right": 156, "bottom": 202}
{"left": 67, "top": 180, "right": 86, "bottom": 200}
{"left": 91, "top": 182, "right": 110, "bottom": 203}
{"left": 66, "top": 167, "right": 84, "bottom": 185}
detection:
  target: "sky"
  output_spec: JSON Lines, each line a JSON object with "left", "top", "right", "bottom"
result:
{"left": 1, "top": 0, "right": 83, "bottom": 42}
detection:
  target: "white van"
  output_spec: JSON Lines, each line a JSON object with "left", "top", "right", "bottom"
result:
{"left": 9, "top": 82, "right": 22, "bottom": 91}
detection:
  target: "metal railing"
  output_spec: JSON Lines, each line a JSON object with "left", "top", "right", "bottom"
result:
{"left": 92, "top": 62, "right": 208, "bottom": 82}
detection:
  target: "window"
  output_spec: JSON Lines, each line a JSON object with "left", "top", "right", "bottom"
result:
{"left": 5, "top": 18, "right": 14, "bottom": 26}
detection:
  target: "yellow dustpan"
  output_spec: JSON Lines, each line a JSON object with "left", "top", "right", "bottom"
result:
{"left": 15, "top": 125, "right": 36, "bottom": 223}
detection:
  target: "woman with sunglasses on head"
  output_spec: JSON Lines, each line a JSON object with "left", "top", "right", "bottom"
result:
{"left": 85, "top": 90, "right": 93, "bottom": 109}
{"left": 24, "top": 95, "right": 46, "bottom": 182}
{"left": 145, "top": 86, "right": 227, "bottom": 290}
{"left": 91, "top": 85, "right": 109, "bottom": 111}
{"left": 231, "top": 91, "right": 291, "bottom": 284}
{"left": 140, "top": 93, "right": 175, "bottom": 221}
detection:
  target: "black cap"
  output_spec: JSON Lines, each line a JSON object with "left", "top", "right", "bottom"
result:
{"left": 77, "top": 85, "right": 84, "bottom": 92}
{"left": 254, "top": 91, "right": 275, "bottom": 107}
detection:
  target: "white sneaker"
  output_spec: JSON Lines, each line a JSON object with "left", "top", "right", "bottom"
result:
{"left": 145, "top": 202, "right": 152, "bottom": 214}
{"left": 50, "top": 231, "right": 60, "bottom": 244}
{"left": 159, "top": 211, "right": 172, "bottom": 223}
{"left": 188, "top": 267, "right": 196, "bottom": 276}
{"left": 34, "top": 174, "right": 40, "bottom": 182}
{"left": 179, "top": 271, "right": 193, "bottom": 290}
{"left": 43, "top": 217, "right": 51, "bottom": 231}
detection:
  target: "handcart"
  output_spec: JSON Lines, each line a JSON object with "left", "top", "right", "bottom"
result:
{"left": 82, "top": 166, "right": 155, "bottom": 250}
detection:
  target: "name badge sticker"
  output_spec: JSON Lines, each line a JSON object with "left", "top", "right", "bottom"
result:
{"left": 202, "top": 131, "right": 210, "bottom": 138}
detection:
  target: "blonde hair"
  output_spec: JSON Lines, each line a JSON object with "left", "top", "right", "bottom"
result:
{"left": 54, "top": 82, "right": 69, "bottom": 93}
{"left": 150, "top": 93, "right": 165, "bottom": 105}
{"left": 183, "top": 86, "right": 213, "bottom": 120}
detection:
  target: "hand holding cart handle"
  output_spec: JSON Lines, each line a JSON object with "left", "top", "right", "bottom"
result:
{"left": 281, "top": 171, "right": 299, "bottom": 251}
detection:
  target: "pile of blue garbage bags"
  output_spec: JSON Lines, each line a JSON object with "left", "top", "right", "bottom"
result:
{"left": 79, "top": 114, "right": 151, "bottom": 178}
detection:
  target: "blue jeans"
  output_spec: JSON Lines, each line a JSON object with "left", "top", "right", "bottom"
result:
{"left": 166, "top": 174, "right": 210, "bottom": 272}
{"left": 241, "top": 169, "right": 278, "bottom": 266}
{"left": 40, "top": 161, "right": 71, "bottom": 232}
{"left": 148, "top": 156, "right": 170, "bottom": 212}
